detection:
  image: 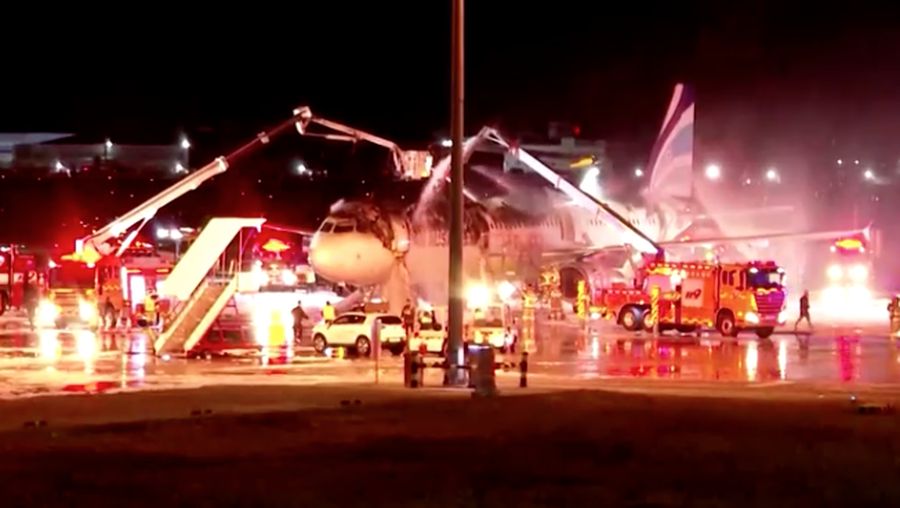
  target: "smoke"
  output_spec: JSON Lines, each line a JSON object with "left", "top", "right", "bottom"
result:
{"left": 328, "top": 199, "right": 397, "bottom": 250}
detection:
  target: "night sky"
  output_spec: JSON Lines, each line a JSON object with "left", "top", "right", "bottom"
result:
{"left": 4, "top": 2, "right": 900, "bottom": 174}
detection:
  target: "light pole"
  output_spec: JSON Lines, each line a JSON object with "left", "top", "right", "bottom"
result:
{"left": 447, "top": 0, "right": 466, "bottom": 385}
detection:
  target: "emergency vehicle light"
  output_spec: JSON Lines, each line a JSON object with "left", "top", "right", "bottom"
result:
{"left": 262, "top": 239, "right": 290, "bottom": 253}
{"left": 834, "top": 238, "right": 864, "bottom": 251}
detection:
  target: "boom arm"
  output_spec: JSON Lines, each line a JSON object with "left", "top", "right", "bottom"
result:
{"left": 482, "top": 128, "right": 662, "bottom": 256}
{"left": 413, "top": 126, "right": 663, "bottom": 257}
{"left": 78, "top": 110, "right": 308, "bottom": 257}
{"left": 293, "top": 107, "right": 411, "bottom": 177}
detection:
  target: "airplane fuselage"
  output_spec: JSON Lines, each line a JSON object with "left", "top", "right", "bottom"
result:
{"left": 308, "top": 197, "right": 691, "bottom": 294}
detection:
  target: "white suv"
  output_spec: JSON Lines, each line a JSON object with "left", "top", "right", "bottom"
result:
{"left": 311, "top": 312, "right": 406, "bottom": 356}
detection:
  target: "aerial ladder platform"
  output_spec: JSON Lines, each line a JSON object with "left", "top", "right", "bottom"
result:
{"left": 69, "top": 105, "right": 422, "bottom": 355}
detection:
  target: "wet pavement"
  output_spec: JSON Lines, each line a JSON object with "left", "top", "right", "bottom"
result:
{"left": 0, "top": 313, "right": 898, "bottom": 399}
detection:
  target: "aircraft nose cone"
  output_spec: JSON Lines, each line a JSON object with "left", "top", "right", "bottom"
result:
{"left": 308, "top": 235, "right": 337, "bottom": 280}
{"left": 308, "top": 232, "right": 395, "bottom": 286}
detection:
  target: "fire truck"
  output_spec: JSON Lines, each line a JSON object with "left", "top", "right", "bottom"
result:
{"left": 249, "top": 228, "right": 316, "bottom": 292}
{"left": 39, "top": 241, "right": 172, "bottom": 329}
{"left": 51, "top": 107, "right": 416, "bottom": 333}
{"left": 38, "top": 257, "right": 100, "bottom": 329}
{"left": 825, "top": 235, "right": 872, "bottom": 290}
{"left": 0, "top": 245, "right": 43, "bottom": 315}
{"left": 595, "top": 260, "right": 788, "bottom": 338}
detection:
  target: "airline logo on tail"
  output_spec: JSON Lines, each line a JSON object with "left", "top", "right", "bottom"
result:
{"left": 645, "top": 84, "right": 694, "bottom": 201}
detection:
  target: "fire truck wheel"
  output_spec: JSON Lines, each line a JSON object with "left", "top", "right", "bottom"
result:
{"left": 755, "top": 327, "right": 774, "bottom": 339}
{"left": 313, "top": 334, "right": 328, "bottom": 353}
{"left": 716, "top": 311, "right": 739, "bottom": 337}
{"left": 355, "top": 336, "right": 372, "bottom": 357}
{"left": 619, "top": 307, "right": 642, "bottom": 332}
{"left": 642, "top": 312, "right": 655, "bottom": 332}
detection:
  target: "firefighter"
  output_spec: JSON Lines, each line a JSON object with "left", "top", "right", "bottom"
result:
{"left": 523, "top": 284, "right": 538, "bottom": 315}
{"left": 401, "top": 299, "right": 416, "bottom": 338}
{"left": 22, "top": 272, "right": 39, "bottom": 330}
{"left": 794, "top": 290, "right": 812, "bottom": 332}
{"left": 322, "top": 301, "right": 336, "bottom": 325}
{"left": 143, "top": 292, "right": 157, "bottom": 328}
{"left": 291, "top": 300, "right": 308, "bottom": 346}
{"left": 103, "top": 278, "right": 124, "bottom": 328}
{"left": 549, "top": 287, "right": 563, "bottom": 320}
{"left": 521, "top": 284, "right": 538, "bottom": 352}
{"left": 101, "top": 296, "right": 116, "bottom": 330}
{"left": 888, "top": 296, "right": 900, "bottom": 337}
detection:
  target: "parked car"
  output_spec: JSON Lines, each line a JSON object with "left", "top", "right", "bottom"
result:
{"left": 311, "top": 312, "right": 406, "bottom": 356}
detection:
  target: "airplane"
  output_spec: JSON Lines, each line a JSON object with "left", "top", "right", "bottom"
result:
{"left": 307, "top": 84, "right": 865, "bottom": 314}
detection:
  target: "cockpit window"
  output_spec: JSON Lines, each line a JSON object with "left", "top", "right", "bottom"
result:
{"left": 318, "top": 220, "right": 335, "bottom": 233}
{"left": 332, "top": 221, "right": 355, "bottom": 233}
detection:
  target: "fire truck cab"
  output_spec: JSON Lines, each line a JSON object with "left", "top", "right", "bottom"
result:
{"left": 825, "top": 236, "right": 872, "bottom": 290}
{"left": 39, "top": 259, "right": 99, "bottom": 330}
{"left": 598, "top": 261, "right": 788, "bottom": 338}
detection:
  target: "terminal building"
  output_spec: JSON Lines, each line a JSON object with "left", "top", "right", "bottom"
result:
{"left": 0, "top": 133, "right": 186, "bottom": 176}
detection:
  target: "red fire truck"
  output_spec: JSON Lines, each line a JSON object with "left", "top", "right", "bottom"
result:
{"left": 249, "top": 227, "right": 317, "bottom": 292}
{"left": 825, "top": 235, "right": 873, "bottom": 290}
{"left": 0, "top": 245, "right": 44, "bottom": 315}
{"left": 595, "top": 260, "right": 788, "bottom": 338}
{"left": 40, "top": 241, "right": 172, "bottom": 329}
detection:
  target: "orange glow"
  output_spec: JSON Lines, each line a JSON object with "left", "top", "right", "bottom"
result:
{"left": 569, "top": 156, "right": 595, "bottom": 169}
{"left": 60, "top": 244, "right": 102, "bottom": 265}
{"left": 261, "top": 238, "right": 291, "bottom": 253}
{"left": 834, "top": 238, "right": 864, "bottom": 251}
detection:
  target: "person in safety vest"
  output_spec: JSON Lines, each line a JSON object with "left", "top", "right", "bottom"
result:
{"left": 143, "top": 292, "right": 157, "bottom": 327}
{"left": 322, "top": 301, "right": 336, "bottom": 324}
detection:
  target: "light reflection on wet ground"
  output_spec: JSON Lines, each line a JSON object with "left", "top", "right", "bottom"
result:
{"left": 537, "top": 320, "right": 900, "bottom": 384}
{"left": 0, "top": 315, "right": 898, "bottom": 398}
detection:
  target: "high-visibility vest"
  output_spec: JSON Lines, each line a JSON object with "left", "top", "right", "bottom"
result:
{"left": 323, "top": 305, "right": 336, "bottom": 321}
{"left": 144, "top": 295, "right": 156, "bottom": 313}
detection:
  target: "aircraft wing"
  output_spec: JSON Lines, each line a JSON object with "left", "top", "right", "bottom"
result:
{"left": 536, "top": 224, "right": 868, "bottom": 263}
{"left": 658, "top": 224, "right": 870, "bottom": 249}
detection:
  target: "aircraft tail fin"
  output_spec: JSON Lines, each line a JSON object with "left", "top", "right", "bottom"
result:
{"left": 644, "top": 84, "right": 694, "bottom": 202}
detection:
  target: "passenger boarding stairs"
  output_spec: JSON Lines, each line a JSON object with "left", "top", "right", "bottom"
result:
{"left": 154, "top": 217, "right": 265, "bottom": 355}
